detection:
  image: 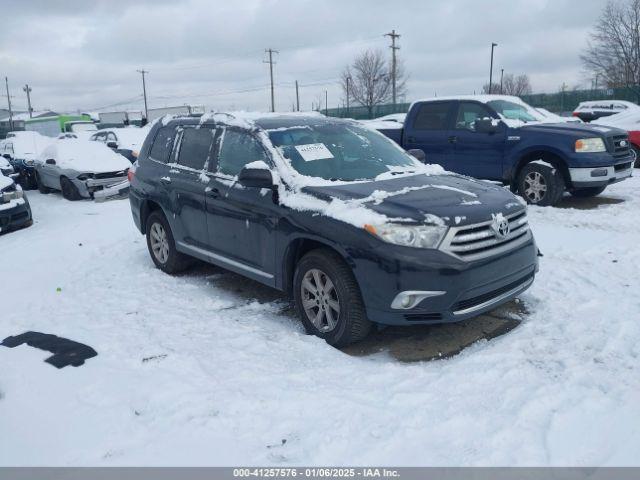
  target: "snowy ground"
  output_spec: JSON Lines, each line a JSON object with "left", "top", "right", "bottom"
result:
{"left": 1, "top": 175, "right": 639, "bottom": 466}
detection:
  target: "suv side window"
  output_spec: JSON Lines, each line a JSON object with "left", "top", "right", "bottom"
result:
{"left": 148, "top": 126, "right": 177, "bottom": 163}
{"left": 217, "top": 129, "right": 268, "bottom": 177}
{"left": 455, "top": 102, "right": 494, "bottom": 131}
{"left": 414, "top": 102, "right": 452, "bottom": 130}
{"left": 176, "top": 127, "right": 215, "bottom": 171}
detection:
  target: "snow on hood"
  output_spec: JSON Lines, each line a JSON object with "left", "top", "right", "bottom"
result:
{"left": 592, "top": 109, "right": 640, "bottom": 131}
{"left": 0, "top": 173, "right": 14, "bottom": 190}
{"left": 39, "top": 140, "right": 131, "bottom": 173}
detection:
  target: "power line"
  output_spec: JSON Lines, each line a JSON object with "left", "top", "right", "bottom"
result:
{"left": 263, "top": 48, "right": 278, "bottom": 112}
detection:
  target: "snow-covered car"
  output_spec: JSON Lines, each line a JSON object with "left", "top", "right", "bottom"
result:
{"left": 0, "top": 131, "right": 53, "bottom": 189}
{"left": 572, "top": 100, "right": 639, "bottom": 122}
{"left": 593, "top": 109, "right": 640, "bottom": 167}
{"left": 89, "top": 127, "right": 150, "bottom": 163}
{"left": 0, "top": 155, "right": 14, "bottom": 177}
{"left": 360, "top": 113, "right": 407, "bottom": 131}
{"left": 534, "top": 108, "right": 583, "bottom": 123}
{"left": 35, "top": 140, "right": 130, "bottom": 201}
{"left": 0, "top": 173, "right": 32, "bottom": 234}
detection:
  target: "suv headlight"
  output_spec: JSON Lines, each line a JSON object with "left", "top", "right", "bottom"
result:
{"left": 364, "top": 223, "right": 447, "bottom": 249}
{"left": 575, "top": 138, "right": 606, "bottom": 153}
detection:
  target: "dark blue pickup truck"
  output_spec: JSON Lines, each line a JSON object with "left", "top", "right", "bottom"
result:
{"left": 377, "top": 95, "right": 634, "bottom": 206}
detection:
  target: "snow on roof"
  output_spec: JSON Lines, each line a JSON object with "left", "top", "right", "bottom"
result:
{"left": 576, "top": 100, "right": 638, "bottom": 110}
{"left": 39, "top": 139, "right": 131, "bottom": 173}
{"left": 0, "top": 173, "right": 14, "bottom": 190}
{"left": 97, "top": 127, "right": 150, "bottom": 149}
{"left": 410, "top": 94, "right": 525, "bottom": 109}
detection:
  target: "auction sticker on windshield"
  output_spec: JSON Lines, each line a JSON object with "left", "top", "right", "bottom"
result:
{"left": 295, "top": 143, "right": 334, "bottom": 161}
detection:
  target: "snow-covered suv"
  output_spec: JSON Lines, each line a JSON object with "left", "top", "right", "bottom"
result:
{"left": 129, "top": 113, "right": 538, "bottom": 346}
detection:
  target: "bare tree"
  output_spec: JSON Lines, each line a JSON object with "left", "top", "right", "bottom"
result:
{"left": 482, "top": 74, "right": 532, "bottom": 96}
{"left": 581, "top": 0, "right": 640, "bottom": 99}
{"left": 340, "top": 49, "right": 407, "bottom": 118}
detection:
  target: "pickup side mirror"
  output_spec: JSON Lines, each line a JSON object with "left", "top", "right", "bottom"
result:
{"left": 45, "top": 158, "right": 56, "bottom": 165}
{"left": 407, "top": 148, "right": 426, "bottom": 162}
{"left": 2, "top": 154, "right": 11, "bottom": 159}
{"left": 106, "top": 141, "right": 118, "bottom": 149}
{"left": 474, "top": 118, "right": 500, "bottom": 134}
{"left": 238, "top": 164, "right": 273, "bottom": 188}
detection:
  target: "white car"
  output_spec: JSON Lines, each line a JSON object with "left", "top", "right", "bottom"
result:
{"left": 35, "top": 139, "right": 131, "bottom": 201}
{"left": 89, "top": 127, "right": 150, "bottom": 163}
{"left": 534, "top": 108, "right": 583, "bottom": 123}
{"left": 572, "top": 100, "right": 639, "bottom": 122}
{"left": 0, "top": 131, "right": 53, "bottom": 188}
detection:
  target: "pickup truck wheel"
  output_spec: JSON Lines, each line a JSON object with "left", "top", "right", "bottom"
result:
{"left": 570, "top": 186, "right": 607, "bottom": 198}
{"left": 294, "top": 248, "right": 371, "bottom": 347}
{"left": 517, "top": 162, "right": 564, "bottom": 206}
{"left": 60, "top": 177, "right": 82, "bottom": 201}
{"left": 145, "top": 210, "right": 192, "bottom": 274}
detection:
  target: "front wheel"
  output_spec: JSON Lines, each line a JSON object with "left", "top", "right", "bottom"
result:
{"left": 517, "top": 162, "right": 565, "bottom": 206}
{"left": 570, "top": 186, "right": 606, "bottom": 198}
{"left": 631, "top": 145, "right": 639, "bottom": 168}
{"left": 293, "top": 249, "right": 371, "bottom": 347}
{"left": 145, "top": 210, "right": 192, "bottom": 274}
{"left": 60, "top": 177, "right": 82, "bottom": 201}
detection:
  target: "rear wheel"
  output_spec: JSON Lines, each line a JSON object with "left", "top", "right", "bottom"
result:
{"left": 60, "top": 177, "right": 82, "bottom": 201}
{"left": 145, "top": 210, "right": 192, "bottom": 274}
{"left": 570, "top": 186, "right": 606, "bottom": 198}
{"left": 293, "top": 248, "right": 371, "bottom": 347}
{"left": 517, "top": 162, "right": 565, "bottom": 206}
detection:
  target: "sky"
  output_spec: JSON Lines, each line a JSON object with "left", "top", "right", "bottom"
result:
{"left": 0, "top": 0, "right": 608, "bottom": 115}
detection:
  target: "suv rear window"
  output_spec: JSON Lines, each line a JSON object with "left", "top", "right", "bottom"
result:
{"left": 177, "top": 127, "right": 215, "bottom": 170}
{"left": 414, "top": 102, "right": 451, "bottom": 130}
{"left": 148, "top": 126, "right": 176, "bottom": 163}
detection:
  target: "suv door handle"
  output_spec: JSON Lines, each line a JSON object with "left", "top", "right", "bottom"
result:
{"left": 160, "top": 176, "right": 171, "bottom": 184}
{"left": 205, "top": 187, "right": 220, "bottom": 198}
{"left": 448, "top": 136, "right": 457, "bottom": 144}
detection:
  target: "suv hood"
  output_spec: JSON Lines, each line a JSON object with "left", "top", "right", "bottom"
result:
{"left": 302, "top": 174, "right": 525, "bottom": 226}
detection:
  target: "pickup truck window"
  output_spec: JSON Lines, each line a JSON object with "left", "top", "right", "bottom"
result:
{"left": 177, "top": 127, "right": 215, "bottom": 170}
{"left": 218, "top": 129, "right": 268, "bottom": 176}
{"left": 268, "top": 123, "right": 418, "bottom": 181}
{"left": 413, "top": 102, "right": 452, "bottom": 130}
{"left": 487, "top": 100, "right": 537, "bottom": 122}
{"left": 456, "top": 102, "right": 495, "bottom": 131}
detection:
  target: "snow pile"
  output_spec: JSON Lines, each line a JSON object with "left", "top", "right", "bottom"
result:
{"left": 38, "top": 140, "right": 131, "bottom": 173}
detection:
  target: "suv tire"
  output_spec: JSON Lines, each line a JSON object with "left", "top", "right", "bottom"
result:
{"left": 145, "top": 210, "right": 192, "bottom": 274}
{"left": 570, "top": 186, "right": 606, "bottom": 198}
{"left": 293, "top": 248, "right": 371, "bottom": 347}
{"left": 60, "top": 177, "right": 82, "bottom": 201}
{"left": 517, "top": 162, "right": 564, "bottom": 206}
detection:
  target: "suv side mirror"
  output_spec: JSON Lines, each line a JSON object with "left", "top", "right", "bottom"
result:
{"left": 45, "top": 158, "right": 56, "bottom": 165}
{"left": 407, "top": 148, "right": 426, "bottom": 162}
{"left": 475, "top": 118, "right": 500, "bottom": 134}
{"left": 106, "top": 141, "right": 118, "bottom": 149}
{"left": 238, "top": 163, "right": 273, "bottom": 188}
{"left": 2, "top": 154, "right": 10, "bottom": 159}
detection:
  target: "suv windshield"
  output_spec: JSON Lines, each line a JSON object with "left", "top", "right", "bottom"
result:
{"left": 487, "top": 100, "right": 539, "bottom": 123}
{"left": 267, "top": 123, "right": 419, "bottom": 181}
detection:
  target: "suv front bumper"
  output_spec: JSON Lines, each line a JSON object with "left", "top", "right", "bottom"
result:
{"left": 0, "top": 197, "right": 33, "bottom": 233}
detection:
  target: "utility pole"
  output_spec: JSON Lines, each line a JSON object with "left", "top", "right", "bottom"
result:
{"left": 346, "top": 76, "right": 350, "bottom": 116}
{"left": 5, "top": 77, "right": 13, "bottom": 131}
{"left": 325, "top": 90, "right": 328, "bottom": 116}
{"left": 264, "top": 48, "right": 278, "bottom": 112}
{"left": 500, "top": 69, "right": 504, "bottom": 95}
{"left": 295, "top": 80, "right": 300, "bottom": 112}
{"left": 385, "top": 30, "right": 401, "bottom": 106}
{"left": 23, "top": 84, "right": 33, "bottom": 117}
{"left": 489, "top": 42, "right": 498, "bottom": 94}
{"left": 137, "top": 69, "right": 149, "bottom": 121}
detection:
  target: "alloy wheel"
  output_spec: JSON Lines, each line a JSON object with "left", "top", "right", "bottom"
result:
{"left": 523, "top": 171, "right": 547, "bottom": 203}
{"left": 150, "top": 222, "right": 169, "bottom": 264}
{"left": 300, "top": 268, "right": 340, "bottom": 333}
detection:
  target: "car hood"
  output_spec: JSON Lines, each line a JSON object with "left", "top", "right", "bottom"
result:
{"left": 518, "top": 122, "right": 627, "bottom": 138}
{"left": 301, "top": 174, "right": 525, "bottom": 226}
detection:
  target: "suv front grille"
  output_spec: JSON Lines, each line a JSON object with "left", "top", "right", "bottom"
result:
{"left": 439, "top": 210, "right": 532, "bottom": 261}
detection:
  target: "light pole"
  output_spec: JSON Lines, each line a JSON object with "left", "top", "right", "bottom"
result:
{"left": 489, "top": 42, "right": 498, "bottom": 94}
{"left": 500, "top": 69, "right": 504, "bottom": 94}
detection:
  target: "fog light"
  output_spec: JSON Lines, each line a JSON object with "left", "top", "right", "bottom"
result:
{"left": 591, "top": 168, "right": 608, "bottom": 177}
{"left": 400, "top": 295, "right": 413, "bottom": 308}
{"left": 391, "top": 290, "right": 447, "bottom": 310}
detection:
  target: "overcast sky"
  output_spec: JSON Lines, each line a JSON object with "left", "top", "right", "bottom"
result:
{"left": 0, "top": 0, "right": 607, "bottom": 115}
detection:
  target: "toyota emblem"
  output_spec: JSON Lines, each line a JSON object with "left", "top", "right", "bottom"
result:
{"left": 491, "top": 214, "right": 510, "bottom": 239}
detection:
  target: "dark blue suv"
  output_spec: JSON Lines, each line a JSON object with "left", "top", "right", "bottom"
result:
{"left": 129, "top": 113, "right": 538, "bottom": 346}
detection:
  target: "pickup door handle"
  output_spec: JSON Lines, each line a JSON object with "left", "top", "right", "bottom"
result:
{"left": 160, "top": 176, "right": 171, "bottom": 184}
{"left": 448, "top": 136, "right": 458, "bottom": 144}
{"left": 205, "top": 187, "right": 220, "bottom": 198}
